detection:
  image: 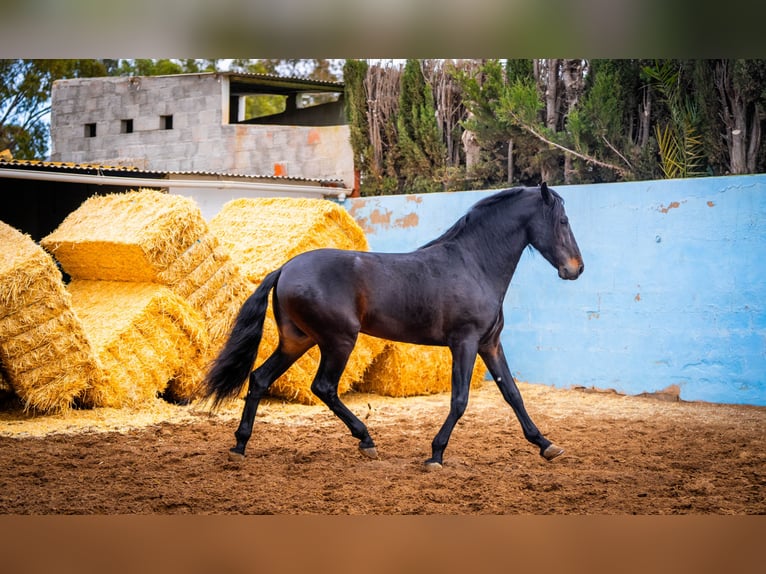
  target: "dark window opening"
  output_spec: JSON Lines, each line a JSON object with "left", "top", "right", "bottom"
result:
{"left": 84, "top": 123, "right": 97, "bottom": 137}
{"left": 160, "top": 115, "right": 173, "bottom": 130}
{"left": 121, "top": 119, "right": 134, "bottom": 134}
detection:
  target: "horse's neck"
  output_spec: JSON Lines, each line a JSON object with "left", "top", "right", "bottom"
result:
{"left": 446, "top": 223, "right": 529, "bottom": 294}
{"left": 477, "top": 234, "right": 527, "bottom": 292}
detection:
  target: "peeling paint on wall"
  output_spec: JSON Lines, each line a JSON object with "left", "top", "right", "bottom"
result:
{"left": 395, "top": 212, "right": 419, "bottom": 229}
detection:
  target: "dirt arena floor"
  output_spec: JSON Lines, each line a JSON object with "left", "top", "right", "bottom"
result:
{"left": 0, "top": 381, "right": 764, "bottom": 514}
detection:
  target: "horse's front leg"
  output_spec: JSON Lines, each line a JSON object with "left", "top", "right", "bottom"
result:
{"left": 479, "top": 342, "right": 563, "bottom": 461}
{"left": 425, "top": 340, "right": 478, "bottom": 470}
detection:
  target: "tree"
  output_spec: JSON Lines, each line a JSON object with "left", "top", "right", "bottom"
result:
{"left": 0, "top": 59, "right": 109, "bottom": 158}
{"left": 343, "top": 59, "right": 371, "bottom": 193}
{"left": 454, "top": 59, "right": 536, "bottom": 186}
{"left": 643, "top": 60, "right": 706, "bottom": 179}
{"left": 353, "top": 61, "right": 404, "bottom": 195}
{"left": 116, "top": 59, "right": 222, "bottom": 76}
{"left": 711, "top": 59, "right": 766, "bottom": 174}
{"left": 567, "top": 59, "right": 659, "bottom": 182}
{"left": 395, "top": 60, "right": 447, "bottom": 194}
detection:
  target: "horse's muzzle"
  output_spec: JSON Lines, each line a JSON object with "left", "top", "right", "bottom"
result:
{"left": 559, "top": 258, "right": 584, "bottom": 280}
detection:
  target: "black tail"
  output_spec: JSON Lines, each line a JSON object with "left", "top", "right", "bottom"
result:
{"left": 203, "top": 268, "right": 282, "bottom": 409}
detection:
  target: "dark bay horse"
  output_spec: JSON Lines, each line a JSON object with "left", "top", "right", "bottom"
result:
{"left": 204, "top": 183, "right": 583, "bottom": 469}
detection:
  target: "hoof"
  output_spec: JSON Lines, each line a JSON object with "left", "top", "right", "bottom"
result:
{"left": 359, "top": 446, "right": 379, "bottom": 459}
{"left": 542, "top": 444, "right": 565, "bottom": 461}
{"left": 424, "top": 460, "right": 443, "bottom": 472}
{"left": 228, "top": 449, "right": 245, "bottom": 462}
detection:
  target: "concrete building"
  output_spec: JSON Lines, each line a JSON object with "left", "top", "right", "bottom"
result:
{"left": 48, "top": 72, "right": 355, "bottom": 217}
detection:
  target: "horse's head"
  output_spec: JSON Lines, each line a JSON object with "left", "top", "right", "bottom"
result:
{"left": 528, "top": 183, "right": 584, "bottom": 280}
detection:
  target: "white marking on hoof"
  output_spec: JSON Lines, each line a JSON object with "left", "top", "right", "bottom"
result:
{"left": 359, "top": 446, "right": 379, "bottom": 459}
{"left": 228, "top": 450, "right": 245, "bottom": 462}
{"left": 424, "top": 461, "right": 443, "bottom": 471}
{"left": 542, "top": 444, "right": 565, "bottom": 461}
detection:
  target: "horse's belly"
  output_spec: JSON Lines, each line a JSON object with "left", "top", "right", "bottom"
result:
{"left": 360, "top": 310, "right": 446, "bottom": 346}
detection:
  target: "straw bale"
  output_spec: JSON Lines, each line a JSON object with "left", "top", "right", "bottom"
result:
{"left": 7, "top": 347, "right": 104, "bottom": 413}
{"left": 41, "top": 189, "right": 208, "bottom": 282}
{"left": 186, "top": 265, "right": 254, "bottom": 348}
{"left": 68, "top": 280, "right": 209, "bottom": 408}
{"left": 155, "top": 233, "right": 220, "bottom": 287}
{"left": 2, "top": 319, "right": 92, "bottom": 375}
{"left": 0, "top": 222, "right": 70, "bottom": 317}
{"left": 209, "top": 197, "right": 370, "bottom": 284}
{"left": 0, "top": 221, "right": 102, "bottom": 412}
{"left": 161, "top": 236, "right": 230, "bottom": 299}
{"left": 1, "top": 297, "right": 65, "bottom": 340}
{"left": 153, "top": 228, "right": 254, "bottom": 358}
{"left": 356, "top": 342, "right": 487, "bottom": 397}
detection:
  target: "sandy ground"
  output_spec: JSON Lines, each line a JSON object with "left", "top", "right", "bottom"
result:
{"left": 0, "top": 381, "right": 764, "bottom": 514}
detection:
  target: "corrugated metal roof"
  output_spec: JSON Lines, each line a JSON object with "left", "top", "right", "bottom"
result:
{"left": 0, "top": 159, "right": 346, "bottom": 188}
{"left": 224, "top": 71, "right": 344, "bottom": 91}
{"left": 163, "top": 169, "right": 346, "bottom": 187}
{"left": 0, "top": 159, "right": 142, "bottom": 173}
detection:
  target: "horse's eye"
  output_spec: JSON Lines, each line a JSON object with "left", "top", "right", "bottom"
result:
{"left": 560, "top": 217, "right": 569, "bottom": 226}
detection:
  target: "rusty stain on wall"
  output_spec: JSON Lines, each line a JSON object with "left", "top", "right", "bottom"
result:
{"left": 307, "top": 129, "right": 320, "bottom": 145}
{"left": 658, "top": 201, "right": 683, "bottom": 213}
{"left": 707, "top": 201, "right": 715, "bottom": 207}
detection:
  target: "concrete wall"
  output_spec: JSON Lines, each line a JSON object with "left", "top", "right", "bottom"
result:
{"left": 50, "top": 74, "right": 355, "bottom": 187}
{"left": 345, "top": 175, "right": 766, "bottom": 406}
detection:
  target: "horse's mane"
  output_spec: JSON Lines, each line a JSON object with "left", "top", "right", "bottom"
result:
{"left": 417, "top": 187, "right": 530, "bottom": 250}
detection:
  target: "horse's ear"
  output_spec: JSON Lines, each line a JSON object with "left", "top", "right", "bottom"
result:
{"left": 540, "top": 182, "right": 553, "bottom": 205}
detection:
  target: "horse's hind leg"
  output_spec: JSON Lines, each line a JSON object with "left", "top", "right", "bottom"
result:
{"left": 230, "top": 345, "right": 309, "bottom": 460}
{"left": 311, "top": 341, "right": 378, "bottom": 459}
{"left": 479, "top": 342, "right": 563, "bottom": 461}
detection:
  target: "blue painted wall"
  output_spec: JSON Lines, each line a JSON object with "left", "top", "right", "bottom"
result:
{"left": 345, "top": 175, "right": 766, "bottom": 406}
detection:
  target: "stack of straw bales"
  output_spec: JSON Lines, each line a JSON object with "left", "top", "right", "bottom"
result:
{"left": 42, "top": 188, "right": 252, "bottom": 346}
{"left": 210, "top": 197, "right": 385, "bottom": 404}
{"left": 357, "top": 343, "right": 486, "bottom": 397}
{"left": 40, "top": 189, "right": 251, "bottom": 407}
{"left": 0, "top": 221, "right": 104, "bottom": 412}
